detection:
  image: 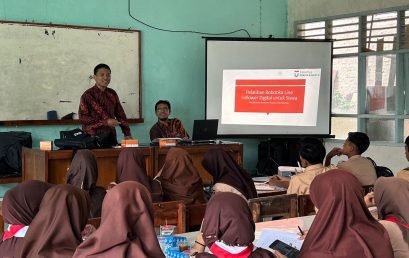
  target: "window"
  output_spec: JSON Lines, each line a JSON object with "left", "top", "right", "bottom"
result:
{"left": 296, "top": 7, "right": 409, "bottom": 143}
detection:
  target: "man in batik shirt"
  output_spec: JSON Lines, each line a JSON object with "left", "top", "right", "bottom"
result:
{"left": 149, "top": 100, "right": 189, "bottom": 141}
{"left": 79, "top": 64, "right": 132, "bottom": 145}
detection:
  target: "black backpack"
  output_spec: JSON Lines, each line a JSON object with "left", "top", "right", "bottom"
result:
{"left": 55, "top": 129, "right": 116, "bottom": 149}
{"left": 366, "top": 157, "right": 394, "bottom": 178}
{"left": 55, "top": 129, "right": 98, "bottom": 150}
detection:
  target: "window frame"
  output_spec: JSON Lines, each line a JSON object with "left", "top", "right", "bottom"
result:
{"left": 294, "top": 5, "right": 409, "bottom": 143}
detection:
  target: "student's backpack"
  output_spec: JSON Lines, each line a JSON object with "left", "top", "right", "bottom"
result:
{"left": 55, "top": 129, "right": 98, "bottom": 150}
{"left": 366, "top": 157, "right": 394, "bottom": 178}
{"left": 55, "top": 129, "right": 116, "bottom": 150}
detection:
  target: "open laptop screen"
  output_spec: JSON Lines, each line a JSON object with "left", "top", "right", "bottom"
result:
{"left": 192, "top": 119, "right": 218, "bottom": 141}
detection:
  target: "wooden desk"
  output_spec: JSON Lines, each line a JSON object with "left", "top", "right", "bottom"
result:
{"left": 22, "top": 143, "right": 243, "bottom": 186}
{"left": 155, "top": 143, "right": 243, "bottom": 185}
{"left": 22, "top": 147, "right": 154, "bottom": 186}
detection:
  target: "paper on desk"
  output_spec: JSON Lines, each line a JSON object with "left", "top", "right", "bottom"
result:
{"left": 254, "top": 182, "right": 286, "bottom": 192}
{"left": 255, "top": 229, "right": 304, "bottom": 250}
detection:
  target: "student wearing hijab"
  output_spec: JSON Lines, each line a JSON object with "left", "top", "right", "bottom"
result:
{"left": 298, "top": 170, "right": 393, "bottom": 258}
{"left": 202, "top": 147, "right": 257, "bottom": 200}
{"left": 116, "top": 147, "right": 163, "bottom": 202}
{"left": 374, "top": 177, "right": 409, "bottom": 257}
{"left": 66, "top": 149, "right": 106, "bottom": 218}
{"left": 0, "top": 180, "right": 53, "bottom": 257}
{"left": 73, "top": 181, "right": 165, "bottom": 258}
{"left": 156, "top": 148, "right": 206, "bottom": 204}
{"left": 195, "top": 192, "right": 275, "bottom": 258}
{"left": 19, "top": 185, "right": 90, "bottom": 258}
{"left": 193, "top": 147, "right": 257, "bottom": 252}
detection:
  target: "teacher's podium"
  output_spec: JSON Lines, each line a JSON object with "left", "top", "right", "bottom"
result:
{"left": 22, "top": 143, "right": 243, "bottom": 186}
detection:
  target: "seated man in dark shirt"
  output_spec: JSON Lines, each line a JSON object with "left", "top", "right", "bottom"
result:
{"left": 149, "top": 100, "right": 189, "bottom": 141}
{"left": 79, "top": 64, "right": 132, "bottom": 145}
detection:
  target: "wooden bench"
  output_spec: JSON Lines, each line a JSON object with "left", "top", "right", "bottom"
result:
{"left": 248, "top": 194, "right": 298, "bottom": 223}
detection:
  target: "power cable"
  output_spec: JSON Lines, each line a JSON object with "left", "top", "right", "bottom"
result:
{"left": 127, "top": 0, "right": 251, "bottom": 37}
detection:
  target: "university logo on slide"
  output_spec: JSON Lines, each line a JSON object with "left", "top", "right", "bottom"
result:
{"left": 234, "top": 79, "right": 306, "bottom": 113}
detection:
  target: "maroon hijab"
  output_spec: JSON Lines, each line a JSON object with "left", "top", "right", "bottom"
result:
{"left": 299, "top": 170, "right": 393, "bottom": 258}
{"left": 0, "top": 180, "right": 53, "bottom": 257}
{"left": 158, "top": 148, "right": 206, "bottom": 204}
{"left": 198, "top": 192, "right": 274, "bottom": 258}
{"left": 116, "top": 147, "right": 151, "bottom": 186}
{"left": 73, "top": 181, "right": 165, "bottom": 258}
{"left": 375, "top": 177, "right": 409, "bottom": 243}
{"left": 202, "top": 147, "right": 257, "bottom": 200}
{"left": 116, "top": 147, "right": 163, "bottom": 202}
{"left": 19, "top": 184, "right": 90, "bottom": 258}
{"left": 67, "top": 149, "right": 106, "bottom": 217}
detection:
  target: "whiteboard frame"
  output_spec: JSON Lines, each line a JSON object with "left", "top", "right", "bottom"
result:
{"left": 0, "top": 20, "right": 143, "bottom": 126}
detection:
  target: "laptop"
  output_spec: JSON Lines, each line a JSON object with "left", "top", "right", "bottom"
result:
{"left": 179, "top": 119, "right": 218, "bottom": 145}
{"left": 192, "top": 119, "right": 218, "bottom": 141}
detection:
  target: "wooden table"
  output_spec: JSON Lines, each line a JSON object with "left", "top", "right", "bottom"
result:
{"left": 22, "top": 147, "right": 154, "bottom": 186}
{"left": 253, "top": 177, "right": 288, "bottom": 197}
{"left": 22, "top": 143, "right": 243, "bottom": 186}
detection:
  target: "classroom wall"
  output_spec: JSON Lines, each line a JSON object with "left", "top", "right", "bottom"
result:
{"left": 288, "top": 0, "right": 409, "bottom": 173}
{"left": 0, "top": 0, "right": 288, "bottom": 171}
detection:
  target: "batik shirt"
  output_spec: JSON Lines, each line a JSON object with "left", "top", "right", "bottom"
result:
{"left": 149, "top": 118, "right": 189, "bottom": 141}
{"left": 79, "top": 85, "right": 131, "bottom": 137}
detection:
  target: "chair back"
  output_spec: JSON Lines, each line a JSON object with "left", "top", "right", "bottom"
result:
{"left": 186, "top": 202, "right": 207, "bottom": 231}
{"left": 297, "top": 194, "right": 316, "bottom": 217}
{"left": 153, "top": 200, "right": 186, "bottom": 234}
{"left": 248, "top": 194, "right": 298, "bottom": 223}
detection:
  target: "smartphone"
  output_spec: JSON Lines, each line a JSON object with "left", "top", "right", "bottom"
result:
{"left": 269, "top": 240, "right": 300, "bottom": 258}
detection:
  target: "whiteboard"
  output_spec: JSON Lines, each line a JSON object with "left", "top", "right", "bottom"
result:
{"left": 0, "top": 21, "right": 141, "bottom": 123}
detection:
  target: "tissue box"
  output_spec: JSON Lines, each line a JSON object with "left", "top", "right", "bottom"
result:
{"left": 121, "top": 139, "right": 139, "bottom": 147}
{"left": 40, "top": 141, "right": 53, "bottom": 151}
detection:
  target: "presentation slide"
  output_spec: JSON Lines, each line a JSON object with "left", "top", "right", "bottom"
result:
{"left": 205, "top": 38, "right": 332, "bottom": 137}
{"left": 222, "top": 69, "right": 321, "bottom": 126}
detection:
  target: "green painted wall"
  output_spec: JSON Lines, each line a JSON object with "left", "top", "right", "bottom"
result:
{"left": 0, "top": 0, "right": 288, "bottom": 171}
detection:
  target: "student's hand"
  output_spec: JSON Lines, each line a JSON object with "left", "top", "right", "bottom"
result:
{"left": 124, "top": 135, "right": 132, "bottom": 140}
{"left": 191, "top": 233, "right": 206, "bottom": 253}
{"left": 106, "top": 118, "right": 120, "bottom": 127}
{"left": 269, "top": 176, "right": 290, "bottom": 188}
{"left": 325, "top": 147, "right": 343, "bottom": 166}
{"left": 364, "top": 192, "right": 375, "bottom": 207}
{"left": 273, "top": 250, "right": 288, "bottom": 258}
{"left": 298, "top": 229, "right": 309, "bottom": 240}
{"left": 327, "top": 147, "right": 343, "bottom": 158}
{"left": 269, "top": 175, "right": 290, "bottom": 182}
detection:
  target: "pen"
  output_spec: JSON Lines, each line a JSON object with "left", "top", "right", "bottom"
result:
{"left": 297, "top": 161, "right": 302, "bottom": 169}
{"left": 298, "top": 226, "right": 304, "bottom": 236}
